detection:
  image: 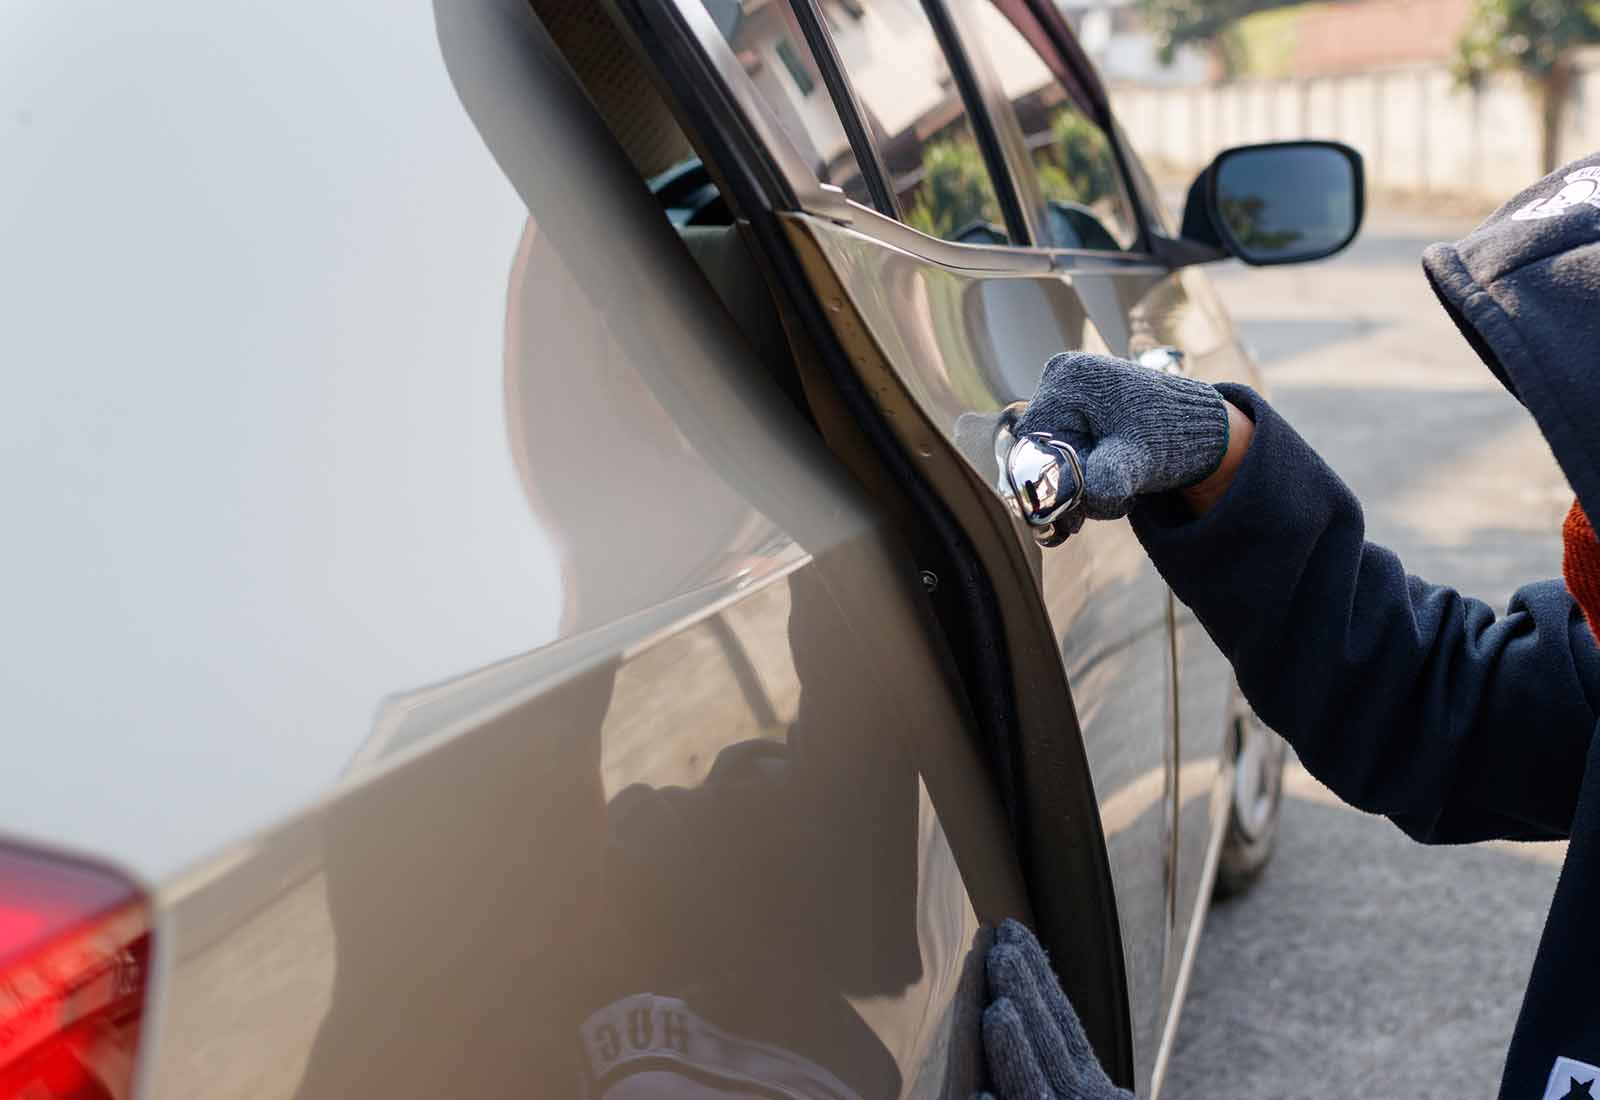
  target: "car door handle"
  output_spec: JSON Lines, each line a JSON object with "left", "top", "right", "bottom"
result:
{"left": 1136, "top": 346, "right": 1186, "bottom": 375}
{"left": 1005, "top": 431, "right": 1085, "bottom": 548}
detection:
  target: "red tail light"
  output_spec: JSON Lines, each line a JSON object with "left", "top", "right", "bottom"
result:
{"left": 0, "top": 845, "right": 150, "bottom": 1100}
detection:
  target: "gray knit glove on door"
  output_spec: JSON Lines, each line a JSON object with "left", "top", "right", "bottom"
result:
{"left": 979, "top": 920, "right": 1131, "bottom": 1100}
{"left": 1014, "top": 352, "right": 1230, "bottom": 520}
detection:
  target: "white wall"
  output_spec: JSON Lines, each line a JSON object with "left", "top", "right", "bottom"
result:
{"left": 1112, "top": 47, "right": 1600, "bottom": 205}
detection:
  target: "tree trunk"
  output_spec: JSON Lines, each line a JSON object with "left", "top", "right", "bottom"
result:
{"left": 1538, "top": 55, "right": 1574, "bottom": 175}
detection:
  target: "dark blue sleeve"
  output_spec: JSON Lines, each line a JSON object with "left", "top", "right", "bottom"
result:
{"left": 1131, "top": 384, "right": 1600, "bottom": 843}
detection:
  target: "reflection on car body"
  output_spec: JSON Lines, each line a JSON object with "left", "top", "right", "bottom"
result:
{"left": 0, "top": 0, "right": 1297, "bottom": 1097}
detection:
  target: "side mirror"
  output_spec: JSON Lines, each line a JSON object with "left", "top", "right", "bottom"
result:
{"left": 1161, "top": 141, "right": 1365, "bottom": 268}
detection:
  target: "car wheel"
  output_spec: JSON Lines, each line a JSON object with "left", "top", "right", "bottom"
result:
{"left": 1213, "top": 705, "right": 1288, "bottom": 899}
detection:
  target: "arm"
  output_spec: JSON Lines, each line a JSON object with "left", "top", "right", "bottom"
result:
{"left": 1177, "top": 399, "right": 1254, "bottom": 518}
{"left": 1132, "top": 385, "right": 1600, "bottom": 843}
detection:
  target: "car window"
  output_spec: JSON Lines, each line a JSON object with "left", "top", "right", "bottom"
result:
{"left": 696, "top": 0, "right": 872, "bottom": 206}
{"left": 967, "top": 3, "right": 1139, "bottom": 251}
{"left": 1114, "top": 119, "right": 1176, "bottom": 237}
{"left": 812, "top": 0, "right": 1011, "bottom": 246}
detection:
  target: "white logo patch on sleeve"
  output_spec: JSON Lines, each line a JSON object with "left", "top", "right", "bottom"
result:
{"left": 1541, "top": 1055, "right": 1600, "bottom": 1100}
{"left": 1513, "top": 167, "right": 1600, "bottom": 221}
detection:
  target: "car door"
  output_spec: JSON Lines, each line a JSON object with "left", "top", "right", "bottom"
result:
{"left": 946, "top": 6, "right": 1260, "bottom": 1084}
{"left": 622, "top": 0, "right": 1182, "bottom": 1090}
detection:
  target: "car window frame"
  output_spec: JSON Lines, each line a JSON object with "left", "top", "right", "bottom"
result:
{"left": 661, "top": 0, "right": 1027, "bottom": 255}
{"left": 791, "top": 0, "right": 1035, "bottom": 247}
{"left": 781, "top": 0, "right": 904, "bottom": 217}
{"left": 945, "top": 0, "right": 1154, "bottom": 258}
{"left": 974, "top": 0, "right": 1167, "bottom": 258}
{"left": 657, "top": 0, "right": 1167, "bottom": 273}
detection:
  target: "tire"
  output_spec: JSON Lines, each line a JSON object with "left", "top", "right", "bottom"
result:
{"left": 1213, "top": 705, "right": 1288, "bottom": 899}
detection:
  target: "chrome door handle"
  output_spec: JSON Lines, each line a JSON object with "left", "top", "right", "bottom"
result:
{"left": 1137, "top": 346, "right": 1186, "bottom": 375}
{"left": 1005, "top": 432, "right": 1085, "bottom": 548}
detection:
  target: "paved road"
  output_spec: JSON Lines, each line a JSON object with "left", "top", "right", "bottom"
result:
{"left": 1163, "top": 208, "right": 1573, "bottom": 1100}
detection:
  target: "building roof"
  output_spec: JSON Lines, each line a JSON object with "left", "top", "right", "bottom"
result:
{"left": 1288, "top": 0, "right": 1473, "bottom": 75}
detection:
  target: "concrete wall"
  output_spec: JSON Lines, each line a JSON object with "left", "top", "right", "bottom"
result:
{"left": 1112, "top": 48, "right": 1600, "bottom": 205}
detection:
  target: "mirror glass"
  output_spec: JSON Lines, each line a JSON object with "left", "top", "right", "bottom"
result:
{"left": 1212, "top": 144, "right": 1357, "bottom": 264}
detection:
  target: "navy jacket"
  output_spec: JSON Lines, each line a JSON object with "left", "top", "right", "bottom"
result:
{"left": 1132, "top": 152, "right": 1600, "bottom": 1100}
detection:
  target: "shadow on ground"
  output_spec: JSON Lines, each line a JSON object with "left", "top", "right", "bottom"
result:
{"left": 1165, "top": 778, "right": 1557, "bottom": 1099}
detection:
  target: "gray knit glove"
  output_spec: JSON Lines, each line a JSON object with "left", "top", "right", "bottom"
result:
{"left": 1014, "top": 352, "right": 1230, "bottom": 520}
{"left": 979, "top": 919, "right": 1131, "bottom": 1100}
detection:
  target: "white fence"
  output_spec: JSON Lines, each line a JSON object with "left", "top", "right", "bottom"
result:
{"left": 1112, "top": 47, "right": 1600, "bottom": 204}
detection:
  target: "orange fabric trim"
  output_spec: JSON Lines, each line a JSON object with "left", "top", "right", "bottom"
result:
{"left": 1563, "top": 498, "right": 1600, "bottom": 640}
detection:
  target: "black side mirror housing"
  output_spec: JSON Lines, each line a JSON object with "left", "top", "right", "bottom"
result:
{"left": 1156, "top": 140, "right": 1365, "bottom": 269}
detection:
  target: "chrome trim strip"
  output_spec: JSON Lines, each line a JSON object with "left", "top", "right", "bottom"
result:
{"left": 1147, "top": 764, "right": 1231, "bottom": 1099}
{"left": 1048, "top": 249, "right": 1168, "bottom": 273}
{"left": 823, "top": 204, "right": 1057, "bottom": 275}
{"left": 820, "top": 207, "right": 1172, "bottom": 275}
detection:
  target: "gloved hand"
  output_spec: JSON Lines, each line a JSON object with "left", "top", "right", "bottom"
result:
{"left": 977, "top": 919, "right": 1132, "bottom": 1100}
{"left": 1014, "top": 352, "right": 1230, "bottom": 520}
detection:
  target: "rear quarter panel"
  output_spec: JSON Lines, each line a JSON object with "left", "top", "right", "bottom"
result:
{"left": 1, "top": 0, "right": 1028, "bottom": 1096}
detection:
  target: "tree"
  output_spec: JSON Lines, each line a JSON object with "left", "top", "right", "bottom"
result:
{"left": 907, "top": 138, "right": 1002, "bottom": 240}
{"left": 1034, "top": 111, "right": 1120, "bottom": 206}
{"left": 1454, "top": 0, "right": 1600, "bottom": 172}
{"left": 1137, "top": 0, "right": 1300, "bottom": 67}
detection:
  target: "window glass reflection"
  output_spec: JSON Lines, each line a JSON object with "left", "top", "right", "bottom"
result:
{"left": 821, "top": 0, "right": 1010, "bottom": 245}
{"left": 699, "top": 0, "right": 871, "bottom": 205}
{"left": 968, "top": 3, "right": 1138, "bottom": 250}
{"left": 1214, "top": 146, "right": 1355, "bottom": 260}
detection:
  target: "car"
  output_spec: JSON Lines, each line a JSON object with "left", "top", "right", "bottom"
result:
{"left": 0, "top": 0, "right": 1362, "bottom": 1097}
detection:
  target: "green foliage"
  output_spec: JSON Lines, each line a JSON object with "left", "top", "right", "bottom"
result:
{"left": 1230, "top": 4, "right": 1313, "bottom": 78}
{"left": 1453, "top": 0, "right": 1600, "bottom": 82}
{"left": 1453, "top": 0, "right": 1600, "bottom": 169}
{"left": 907, "top": 138, "right": 1001, "bottom": 240}
{"left": 1142, "top": 0, "right": 1600, "bottom": 76}
{"left": 1033, "top": 111, "right": 1119, "bottom": 206}
{"left": 1219, "top": 195, "right": 1303, "bottom": 251}
{"left": 1137, "top": 0, "right": 1302, "bottom": 62}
